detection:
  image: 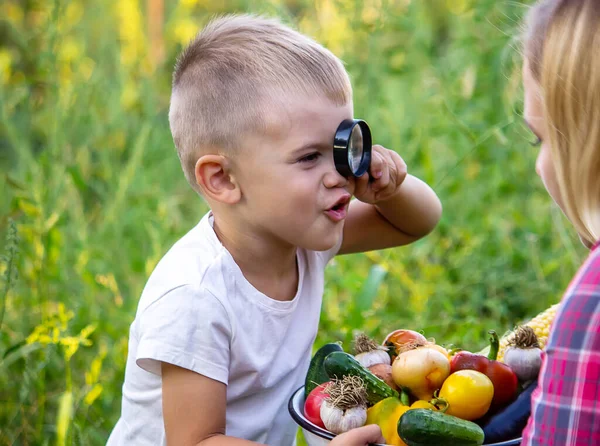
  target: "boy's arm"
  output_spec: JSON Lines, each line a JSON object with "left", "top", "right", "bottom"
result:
{"left": 339, "top": 146, "right": 442, "bottom": 255}
{"left": 161, "top": 363, "right": 263, "bottom": 446}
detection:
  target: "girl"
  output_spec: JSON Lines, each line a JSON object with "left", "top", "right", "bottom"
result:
{"left": 521, "top": 0, "right": 600, "bottom": 444}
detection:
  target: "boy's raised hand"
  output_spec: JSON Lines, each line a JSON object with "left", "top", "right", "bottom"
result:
{"left": 329, "top": 425, "right": 386, "bottom": 446}
{"left": 353, "top": 145, "right": 408, "bottom": 204}
{"left": 339, "top": 143, "right": 440, "bottom": 255}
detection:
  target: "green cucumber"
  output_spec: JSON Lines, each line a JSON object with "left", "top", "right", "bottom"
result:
{"left": 304, "top": 343, "right": 343, "bottom": 398}
{"left": 398, "top": 409, "right": 485, "bottom": 446}
{"left": 323, "top": 351, "right": 399, "bottom": 405}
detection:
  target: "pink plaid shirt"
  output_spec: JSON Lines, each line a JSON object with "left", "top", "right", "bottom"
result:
{"left": 521, "top": 241, "right": 600, "bottom": 445}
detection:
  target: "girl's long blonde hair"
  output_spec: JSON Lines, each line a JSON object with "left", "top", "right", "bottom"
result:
{"left": 524, "top": 0, "right": 600, "bottom": 245}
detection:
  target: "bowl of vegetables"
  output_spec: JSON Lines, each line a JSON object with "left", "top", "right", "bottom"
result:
{"left": 288, "top": 322, "right": 550, "bottom": 446}
{"left": 289, "top": 386, "right": 523, "bottom": 446}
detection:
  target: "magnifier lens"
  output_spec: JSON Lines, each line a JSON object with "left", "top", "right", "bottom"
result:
{"left": 333, "top": 118, "right": 371, "bottom": 178}
{"left": 348, "top": 125, "right": 364, "bottom": 174}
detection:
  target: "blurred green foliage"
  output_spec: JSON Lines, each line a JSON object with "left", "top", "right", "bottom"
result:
{"left": 0, "top": 0, "right": 586, "bottom": 444}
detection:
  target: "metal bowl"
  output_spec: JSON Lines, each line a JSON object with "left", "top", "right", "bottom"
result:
{"left": 288, "top": 386, "right": 522, "bottom": 446}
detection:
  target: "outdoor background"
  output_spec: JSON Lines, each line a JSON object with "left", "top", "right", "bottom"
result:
{"left": 0, "top": 0, "right": 587, "bottom": 444}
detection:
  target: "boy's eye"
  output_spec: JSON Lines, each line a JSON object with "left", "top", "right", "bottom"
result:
{"left": 530, "top": 136, "right": 542, "bottom": 147}
{"left": 298, "top": 152, "right": 321, "bottom": 163}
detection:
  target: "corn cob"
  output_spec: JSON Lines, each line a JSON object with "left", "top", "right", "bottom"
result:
{"left": 496, "top": 304, "right": 559, "bottom": 362}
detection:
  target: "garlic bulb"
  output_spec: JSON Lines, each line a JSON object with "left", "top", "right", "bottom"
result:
{"left": 320, "top": 401, "right": 367, "bottom": 434}
{"left": 504, "top": 326, "right": 542, "bottom": 382}
{"left": 320, "top": 376, "right": 368, "bottom": 434}
{"left": 353, "top": 333, "right": 391, "bottom": 368}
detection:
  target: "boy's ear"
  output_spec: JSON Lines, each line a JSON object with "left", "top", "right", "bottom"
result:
{"left": 194, "top": 155, "right": 241, "bottom": 204}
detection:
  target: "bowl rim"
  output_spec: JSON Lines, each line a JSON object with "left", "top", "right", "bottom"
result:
{"left": 288, "top": 385, "right": 523, "bottom": 446}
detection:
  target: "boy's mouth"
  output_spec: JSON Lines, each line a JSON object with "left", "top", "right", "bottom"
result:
{"left": 325, "top": 195, "right": 351, "bottom": 222}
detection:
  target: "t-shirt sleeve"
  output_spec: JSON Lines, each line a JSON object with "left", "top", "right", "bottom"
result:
{"left": 135, "top": 284, "right": 232, "bottom": 385}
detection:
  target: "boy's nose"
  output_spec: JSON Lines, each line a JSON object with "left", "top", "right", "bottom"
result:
{"left": 323, "top": 167, "right": 349, "bottom": 189}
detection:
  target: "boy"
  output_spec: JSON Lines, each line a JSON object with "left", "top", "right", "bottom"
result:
{"left": 108, "top": 14, "right": 441, "bottom": 446}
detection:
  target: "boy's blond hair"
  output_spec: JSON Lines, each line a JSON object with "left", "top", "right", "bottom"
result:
{"left": 169, "top": 14, "right": 352, "bottom": 191}
{"left": 524, "top": 0, "right": 600, "bottom": 244}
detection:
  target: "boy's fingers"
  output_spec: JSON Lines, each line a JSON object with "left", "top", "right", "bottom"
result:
{"left": 378, "top": 149, "right": 401, "bottom": 194}
{"left": 370, "top": 151, "right": 388, "bottom": 191}
{"left": 330, "top": 424, "right": 385, "bottom": 445}
{"left": 354, "top": 171, "right": 370, "bottom": 197}
{"left": 350, "top": 424, "right": 386, "bottom": 443}
{"left": 380, "top": 150, "right": 406, "bottom": 190}
{"left": 388, "top": 150, "right": 407, "bottom": 175}
{"left": 370, "top": 147, "right": 385, "bottom": 180}
{"left": 382, "top": 149, "right": 397, "bottom": 186}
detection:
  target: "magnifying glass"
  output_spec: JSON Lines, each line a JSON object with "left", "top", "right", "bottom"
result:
{"left": 333, "top": 119, "right": 372, "bottom": 178}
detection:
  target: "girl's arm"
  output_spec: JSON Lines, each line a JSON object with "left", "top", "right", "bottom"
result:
{"left": 161, "top": 363, "right": 262, "bottom": 446}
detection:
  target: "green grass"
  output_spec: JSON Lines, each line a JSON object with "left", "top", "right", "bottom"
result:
{"left": 0, "top": 0, "right": 586, "bottom": 444}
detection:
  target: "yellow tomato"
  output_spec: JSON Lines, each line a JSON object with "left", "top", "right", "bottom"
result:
{"left": 366, "top": 397, "right": 409, "bottom": 446}
{"left": 409, "top": 400, "right": 436, "bottom": 410}
{"left": 438, "top": 370, "right": 494, "bottom": 421}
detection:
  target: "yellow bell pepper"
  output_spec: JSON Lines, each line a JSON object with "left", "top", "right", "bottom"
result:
{"left": 366, "top": 397, "right": 409, "bottom": 446}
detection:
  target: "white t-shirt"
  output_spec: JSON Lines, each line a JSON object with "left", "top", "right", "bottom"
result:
{"left": 108, "top": 212, "right": 341, "bottom": 445}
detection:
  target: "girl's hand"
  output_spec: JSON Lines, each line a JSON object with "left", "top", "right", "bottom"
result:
{"left": 353, "top": 145, "right": 407, "bottom": 205}
{"left": 329, "top": 424, "right": 386, "bottom": 446}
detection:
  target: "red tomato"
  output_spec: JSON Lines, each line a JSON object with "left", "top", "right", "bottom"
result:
{"left": 304, "top": 383, "right": 329, "bottom": 428}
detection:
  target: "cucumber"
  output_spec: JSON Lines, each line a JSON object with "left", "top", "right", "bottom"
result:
{"left": 323, "top": 351, "right": 399, "bottom": 405}
{"left": 304, "top": 343, "right": 343, "bottom": 398}
{"left": 398, "top": 409, "right": 485, "bottom": 446}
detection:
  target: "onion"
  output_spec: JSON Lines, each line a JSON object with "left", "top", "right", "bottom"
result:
{"left": 504, "top": 347, "right": 542, "bottom": 381}
{"left": 355, "top": 349, "right": 390, "bottom": 368}
{"left": 425, "top": 342, "right": 450, "bottom": 360}
{"left": 368, "top": 363, "right": 399, "bottom": 391}
{"left": 392, "top": 346, "right": 450, "bottom": 400}
{"left": 504, "top": 326, "right": 543, "bottom": 381}
{"left": 383, "top": 329, "right": 428, "bottom": 359}
{"left": 353, "top": 333, "right": 391, "bottom": 368}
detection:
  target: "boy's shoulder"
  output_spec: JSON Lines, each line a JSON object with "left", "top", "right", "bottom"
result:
{"left": 137, "top": 212, "right": 228, "bottom": 312}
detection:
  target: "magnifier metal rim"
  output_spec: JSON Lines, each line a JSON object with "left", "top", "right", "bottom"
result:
{"left": 333, "top": 119, "right": 372, "bottom": 178}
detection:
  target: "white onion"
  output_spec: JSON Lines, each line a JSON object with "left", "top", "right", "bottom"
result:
{"left": 354, "top": 349, "right": 391, "bottom": 368}
{"left": 391, "top": 346, "right": 450, "bottom": 400}
{"left": 504, "top": 346, "right": 542, "bottom": 381}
